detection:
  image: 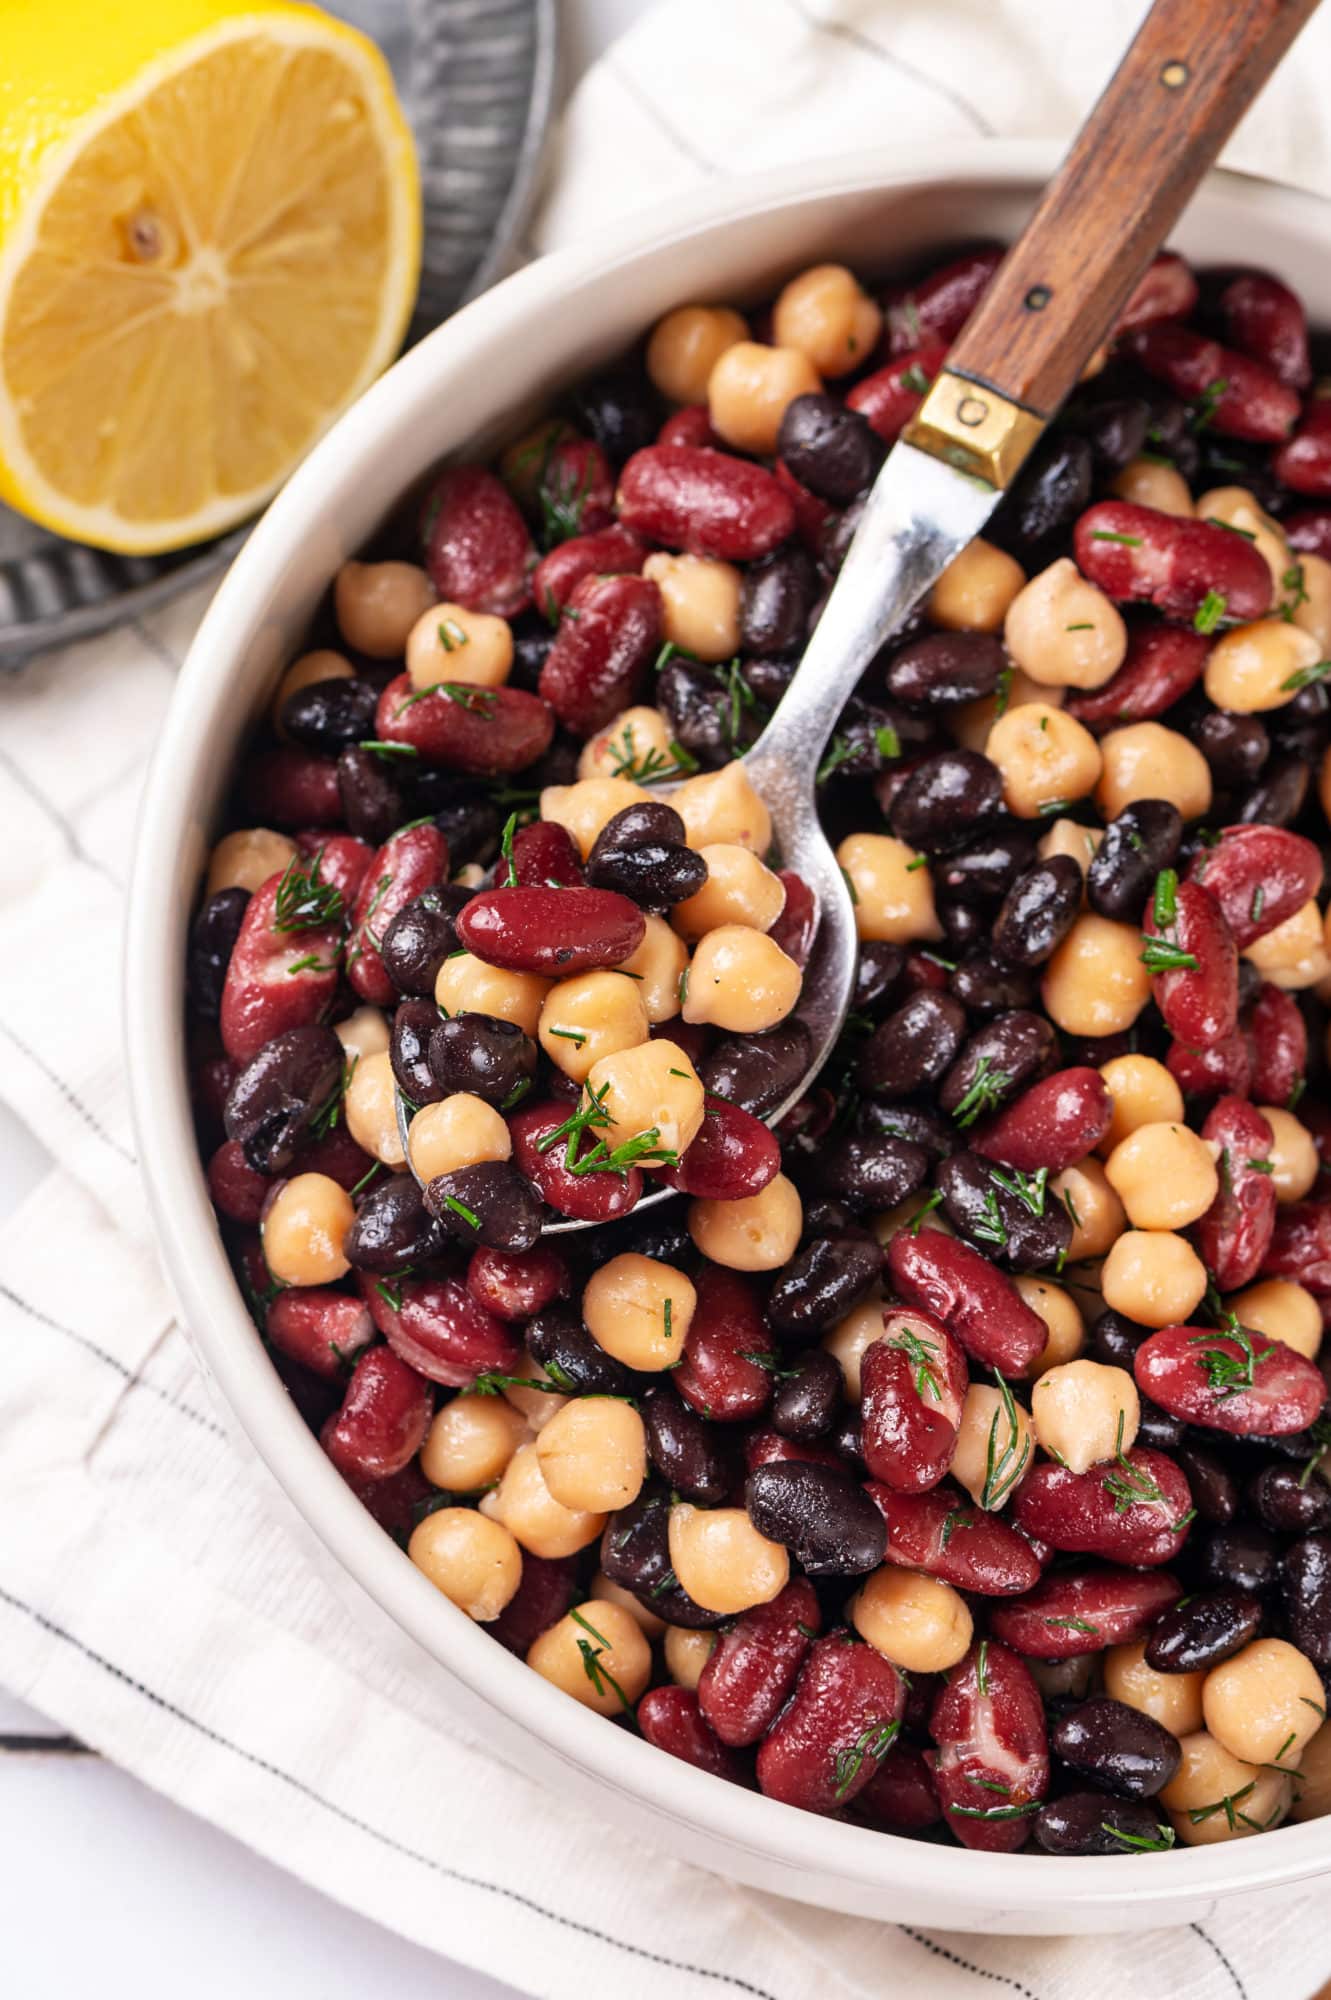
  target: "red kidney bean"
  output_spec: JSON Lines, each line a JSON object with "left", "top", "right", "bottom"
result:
{"left": 1013, "top": 1449, "right": 1194, "bottom": 1566}
{"left": 465, "top": 1243, "right": 568, "bottom": 1322}
{"left": 1052, "top": 1697, "right": 1181, "bottom": 1798}
{"left": 615, "top": 446, "right": 796, "bottom": 561}
{"left": 988, "top": 1564, "right": 1178, "bottom": 1658}
{"left": 540, "top": 571, "right": 664, "bottom": 735}
{"left": 268, "top": 1288, "right": 374, "bottom": 1378}
{"left": 757, "top": 1631, "right": 906, "bottom": 1814}
{"left": 420, "top": 465, "right": 534, "bottom": 615}
{"left": 491, "top": 1552, "right": 580, "bottom": 1656}
{"left": 508, "top": 1100, "right": 644, "bottom": 1222}
{"left": 657, "top": 403, "right": 718, "bottom": 450}
{"left": 1248, "top": 982, "right": 1308, "bottom": 1106}
{"left": 340, "top": 1458, "right": 436, "bottom": 1538}
{"left": 746, "top": 1461, "right": 886, "bottom": 1576}
{"left": 218, "top": 869, "right": 343, "bottom": 1064}
{"left": 1273, "top": 391, "right": 1331, "bottom": 496}
{"left": 294, "top": 832, "right": 375, "bottom": 906}
{"left": 860, "top": 1306, "right": 968, "bottom": 1493}
{"left": 1134, "top": 1323, "right": 1326, "bottom": 1436}
{"left": 1263, "top": 1196, "right": 1331, "bottom": 1293}
{"left": 1213, "top": 269, "right": 1311, "bottom": 390}
{"left": 206, "top": 1139, "right": 270, "bottom": 1222}
{"left": 637, "top": 1688, "right": 747, "bottom": 1783}
{"left": 346, "top": 823, "right": 449, "bottom": 1006}
{"left": 845, "top": 343, "right": 949, "bottom": 442}
{"left": 1073, "top": 500, "right": 1273, "bottom": 623}
{"left": 888, "top": 1229, "right": 1047, "bottom": 1376}
{"left": 1285, "top": 504, "right": 1331, "bottom": 558}
{"left": 673, "top": 1267, "right": 773, "bottom": 1423}
{"left": 299, "top": 1117, "right": 379, "bottom": 1191}
{"left": 774, "top": 458, "right": 834, "bottom": 549}
{"left": 882, "top": 246, "right": 1003, "bottom": 353}
{"left": 1282, "top": 1534, "right": 1331, "bottom": 1663}
{"left": 455, "top": 884, "right": 644, "bottom": 976}
{"left": 510, "top": 818, "right": 584, "bottom": 889}
{"left": 1064, "top": 621, "right": 1210, "bottom": 730}
{"left": 697, "top": 1577, "right": 820, "bottom": 1747}
{"left": 972, "top": 1067, "right": 1112, "bottom": 1174}
{"left": 767, "top": 870, "right": 817, "bottom": 969}
{"left": 655, "top": 1096, "right": 780, "bottom": 1201}
{"left": 1166, "top": 1028, "right": 1254, "bottom": 1101}
{"left": 1121, "top": 325, "right": 1300, "bottom": 441}
{"left": 929, "top": 1640, "right": 1048, "bottom": 1853}
{"left": 360, "top": 1272, "right": 520, "bottom": 1387}
{"left": 531, "top": 524, "right": 648, "bottom": 621}
{"left": 534, "top": 434, "right": 615, "bottom": 542}
{"left": 1189, "top": 825, "right": 1322, "bottom": 950}
{"left": 241, "top": 744, "right": 343, "bottom": 827}
{"left": 1116, "top": 250, "right": 1199, "bottom": 331}
{"left": 321, "top": 1345, "right": 432, "bottom": 1480}
{"left": 1142, "top": 878, "right": 1238, "bottom": 1051}
{"left": 1194, "top": 1096, "right": 1277, "bottom": 1290}
{"left": 854, "top": 1743, "right": 941, "bottom": 1833}
{"left": 1146, "top": 1588, "right": 1265, "bottom": 1673}
{"left": 375, "top": 674, "right": 554, "bottom": 774}
{"left": 869, "top": 1484, "right": 1041, "bottom": 1595}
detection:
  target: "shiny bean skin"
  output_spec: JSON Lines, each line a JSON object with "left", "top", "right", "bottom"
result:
{"left": 1145, "top": 1590, "right": 1264, "bottom": 1674}
{"left": 740, "top": 543, "right": 819, "bottom": 654}
{"left": 1250, "top": 1463, "right": 1331, "bottom": 1534}
{"left": 642, "top": 1384, "right": 738, "bottom": 1503}
{"left": 778, "top": 393, "right": 884, "bottom": 502}
{"left": 860, "top": 990, "right": 967, "bottom": 1099}
{"left": 697, "top": 1577, "right": 821, "bottom": 1746}
{"left": 428, "top": 1013, "right": 537, "bottom": 1109}
{"left": 1034, "top": 1794, "right": 1174, "bottom": 1857}
{"left": 322, "top": 1347, "right": 433, "bottom": 1481}
{"left": 989, "top": 1565, "right": 1179, "bottom": 1659}
{"left": 636, "top": 1687, "right": 745, "bottom": 1783}
{"left": 188, "top": 888, "right": 249, "bottom": 1019}
{"left": 745, "top": 1461, "right": 886, "bottom": 1576}
{"left": 756, "top": 1631, "right": 906, "bottom": 1813}
{"left": 1065, "top": 623, "right": 1210, "bottom": 731}
{"left": 937, "top": 1151, "right": 1073, "bottom": 1273}
{"left": 991, "top": 857, "right": 1084, "bottom": 968}
{"left": 599, "top": 1488, "right": 725, "bottom": 1630}
{"left": 1282, "top": 1535, "right": 1331, "bottom": 1663}
{"left": 223, "top": 1024, "right": 344, "bottom": 1175}
{"left": 343, "top": 1173, "right": 447, "bottom": 1274}
{"left": 1074, "top": 500, "right": 1273, "bottom": 623}
{"left": 1012, "top": 1449, "right": 1193, "bottom": 1566}
{"left": 885, "top": 630, "right": 1008, "bottom": 710}
{"left": 767, "top": 1235, "right": 884, "bottom": 1341}
{"left": 1051, "top": 1697, "right": 1181, "bottom": 1798}
{"left": 939, "top": 1011, "right": 1057, "bottom": 1122}
{"left": 812, "top": 1131, "right": 929, "bottom": 1214}
{"left": 888, "top": 751, "right": 1003, "bottom": 855}
{"left": 868, "top": 1484, "right": 1042, "bottom": 1596}
{"left": 423, "top": 1161, "right": 544, "bottom": 1251}
{"left": 1194, "top": 1096, "right": 1278, "bottom": 1292}
{"left": 973, "top": 1067, "right": 1113, "bottom": 1175}
{"left": 1134, "top": 1324, "right": 1325, "bottom": 1436}
{"left": 381, "top": 886, "right": 470, "bottom": 997}
{"left": 1189, "top": 824, "right": 1323, "bottom": 950}
{"left": 770, "top": 1347, "right": 845, "bottom": 1440}
{"left": 1200, "top": 1525, "right": 1283, "bottom": 1599}
{"left": 888, "top": 1228, "right": 1048, "bottom": 1376}
{"left": 860, "top": 1306, "right": 969, "bottom": 1492}
{"left": 1086, "top": 801, "right": 1183, "bottom": 922}
{"left": 930, "top": 1641, "right": 1049, "bottom": 1852}
{"left": 616, "top": 446, "right": 795, "bottom": 562}
{"left": 700, "top": 1021, "right": 811, "bottom": 1117}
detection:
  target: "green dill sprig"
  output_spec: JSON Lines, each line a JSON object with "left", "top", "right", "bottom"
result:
{"left": 980, "top": 1374, "right": 1030, "bottom": 1510}
{"left": 951, "top": 1055, "right": 1012, "bottom": 1129}
{"left": 832, "top": 1718, "right": 900, "bottom": 1801}
{"left": 272, "top": 850, "right": 346, "bottom": 933}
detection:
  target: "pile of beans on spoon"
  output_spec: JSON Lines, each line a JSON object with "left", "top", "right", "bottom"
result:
{"left": 190, "top": 239, "right": 1331, "bottom": 1856}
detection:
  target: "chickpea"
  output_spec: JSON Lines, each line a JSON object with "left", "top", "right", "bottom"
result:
{"left": 642, "top": 552, "right": 742, "bottom": 664}
{"left": 343, "top": 1049, "right": 406, "bottom": 1167}
{"left": 949, "top": 668, "right": 1062, "bottom": 755}
{"left": 591, "top": 1571, "right": 665, "bottom": 1640}
{"left": 689, "top": 1173, "right": 802, "bottom": 1272}
{"left": 926, "top": 538, "right": 1025, "bottom": 634}
{"left": 1049, "top": 1158, "right": 1127, "bottom": 1262}
{"left": 1258, "top": 1105, "right": 1319, "bottom": 1203}
{"left": 949, "top": 1383, "right": 1034, "bottom": 1511}
{"left": 672, "top": 844, "right": 786, "bottom": 940}
{"left": 1015, "top": 1275, "right": 1086, "bottom": 1376}
{"left": 681, "top": 926, "right": 801, "bottom": 1032}
{"left": 408, "top": 1507, "right": 521, "bottom": 1622}
{"left": 406, "top": 601, "right": 512, "bottom": 691}
{"left": 1293, "top": 551, "right": 1331, "bottom": 654}
{"left": 526, "top": 1600, "right": 651, "bottom": 1716}
{"left": 1160, "top": 1729, "right": 1261, "bottom": 1816}
{"left": 1105, "top": 1639, "right": 1205, "bottom": 1735}
{"left": 823, "top": 1292, "right": 886, "bottom": 1401}
{"left": 408, "top": 1093, "right": 511, "bottom": 1181}
{"left": 850, "top": 1567, "right": 973, "bottom": 1672}
{"left": 421, "top": 1393, "right": 527, "bottom": 1492}
{"left": 1111, "top": 456, "right": 1193, "bottom": 517}
{"left": 1041, "top": 914, "right": 1153, "bottom": 1037}
{"left": 707, "top": 341, "right": 822, "bottom": 457}
{"left": 501, "top": 1350, "right": 568, "bottom": 1433}
{"left": 1245, "top": 898, "right": 1331, "bottom": 991}
{"left": 985, "top": 703, "right": 1102, "bottom": 819}
{"left": 535, "top": 1397, "right": 647, "bottom": 1515}
{"left": 618, "top": 912, "right": 689, "bottom": 1024}
{"left": 536, "top": 970, "right": 649, "bottom": 1083}
{"left": 1162, "top": 1734, "right": 1291, "bottom": 1844}
{"left": 664, "top": 1624, "right": 716, "bottom": 1690}
{"left": 1101, "top": 1229, "right": 1208, "bottom": 1328}
{"left": 1203, "top": 617, "right": 1320, "bottom": 714}
{"left": 539, "top": 777, "right": 651, "bottom": 858}
{"left": 577, "top": 705, "right": 676, "bottom": 782}
{"left": 480, "top": 1442, "right": 605, "bottom": 1558}
{"left": 333, "top": 1006, "right": 390, "bottom": 1062}
{"left": 1095, "top": 721, "right": 1212, "bottom": 822}
{"left": 205, "top": 826, "right": 297, "bottom": 896}
{"left": 1203, "top": 1637, "right": 1325, "bottom": 1768}
{"left": 1003, "top": 558, "right": 1127, "bottom": 691}
{"left": 772, "top": 262, "right": 882, "bottom": 376}
{"left": 583, "top": 1038, "right": 705, "bottom": 1158}
{"left": 262, "top": 1172, "right": 354, "bottom": 1286}
{"left": 873, "top": 1193, "right": 953, "bottom": 1246}
{"left": 835, "top": 831, "right": 942, "bottom": 944}
{"left": 668, "top": 1502, "right": 789, "bottom": 1616}
{"left": 270, "top": 649, "right": 353, "bottom": 734}
{"left": 1226, "top": 1278, "right": 1322, "bottom": 1360}
{"left": 1290, "top": 1721, "right": 1331, "bottom": 1822}
{"left": 582, "top": 1253, "right": 696, "bottom": 1372}
{"left": 646, "top": 303, "right": 749, "bottom": 404}
{"left": 1104, "top": 1121, "right": 1219, "bottom": 1231}
{"left": 672, "top": 761, "right": 772, "bottom": 853}
{"left": 335, "top": 559, "right": 434, "bottom": 658}
{"left": 1097, "top": 1053, "right": 1185, "bottom": 1156}
{"left": 1196, "top": 485, "right": 1290, "bottom": 596}
{"left": 1171, "top": 1767, "right": 1293, "bottom": 1847}
{"left": 435, "top": 952, "right": 551, "bottom": 1035}
{"left": 1030, "top": 1359, "right": 1138, "bottom": 1474}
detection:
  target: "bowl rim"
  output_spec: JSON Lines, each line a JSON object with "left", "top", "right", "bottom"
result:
{"left": 126, "top": 136, "right": 1331, "bottom": 1915}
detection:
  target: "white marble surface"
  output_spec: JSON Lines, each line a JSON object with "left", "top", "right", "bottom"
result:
{"left": 0, "top": 4, "right": 653, "bottom": 1994}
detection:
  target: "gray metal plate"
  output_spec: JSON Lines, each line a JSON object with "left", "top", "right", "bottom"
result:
{"left": 0, "top": 0, "right": 558, "bottom": 666}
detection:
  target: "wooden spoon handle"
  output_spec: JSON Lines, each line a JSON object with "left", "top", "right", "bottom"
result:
{"left": 918, "top": 0, "right": 1321, "bottom": 442}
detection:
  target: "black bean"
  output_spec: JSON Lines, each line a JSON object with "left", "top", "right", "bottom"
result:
{"left": 223, "top": 1024, "right": 344, "bottom": 1175}
{"left": 858, "top": 1101, "right": 953, "bottom": 1160}
{"left": 939, "top": 1010, "right": 1057, "bottom": 1121}
{"left": 642, "top": 1385, "right": 737, "bottom": 1503}
{"left": 853, "top": 942, "right": 906, "bottom": 1015}
{"left": 1086, "top": 801, "right": 1183, "bottom": 924}
{"left": 767, "top": 1236, "right": 883, "bottom": 1341}
{"left": 741, "top": 544, "right": 818, "bottom": 656}
{"left": 1135, "top": 1396, "right": 1185, "bottom": 1452}
{"left": 778, "top": 393, "right": 884, "bottom": 504}
{"left": 936, "top": 1151, "right": 1072, "bottom": 1272}
{"left": 599, "top": 1487, "right": 725, "bottom": 1627}
{"left": 701, "top": 1021, "right": 811, "bottom": 1117}
{"left": 344, "top": 1173, "right": 447, "bottom": 1272}
{"left": 281, "top": 676, "right": 379, "bottom": 753}
{"left": 336, "top": 744, "right": 402, "bottom": 845}
{"left": 811, "top": 1132, "right": 928, "bottom": 1214}
{"left": 573, "top": 365, "right": 658, "bottom": 466}
{"left": 1283, "top": 1533, "right": 1331, "bottom": 1663}
{"left": 602, "top": 1206, "right": 697, "bottom": 1269}
{"left": 1034, "top": 1793, "right": 1173, "bottom": 1857}
{"left": 424, "top": 1161, "right": 542, "bottom": 1251}
{"left": 586, "top": 839, "right": 706, "bottom": 907}
{"left": 188, "top": 887, "right": 248, "bottom": 1019}
{"left": 797, "top": 1198, "right": 866, "bottom": 1242}
{"left": 934, "top": 824, "right": 1037, "bottom": 906}
{"left": 380, "top": 885, "right": 470, "bottom": 997}
{"left": 1250, "top": 1463, "right": 1331, "bottom": 1535}
{"left": 1236, "top": 957, "right": 1263, "bottom": 1012}
{"left": 591, "top": 801, "right": 687, "bottom": 852}
{"left": 988, "top": 432, "right": 1093, "bottom": 566}
{"left": 832, "top": 697, "right": 928, "bottom": 783}
{"left": 1195, "top": 709, "right": 1269, "bottom": 789}
{"left": 1141, "top": 397, "right": 1200, "bottom": 480}
{"left": 1198, "top": 1524, "right": 1282, "bottom": 1597}
{"left": 992, "top": 856, "right": 1083, "bottom": 966}
{"left": 390, "top": 998, "right": 445, "bottom": 1106}
{"left": 1145, "top": 1590, "right": 1264, "bottom": 1674}
{"left": 528, "top": 1305, "right": 636, "bottom": 1397}
{"left": 860, "top": 990, "right": 967, "bottom": 1099}
{"left": 1061, "top": 395, "right": 1151, "bottom": 474}
{"left": 745, "top": 1462, "right": 885, "bottom": 1576}
{"left": 937, "top": 899, "right": 985, "bottom": 952}
{"left": 411, "top": 779, "right": 502, "bottom": 869}
{"left": 1235, "top": 752, "right": 1309, "bottom": 829}
{"left": 949, "top": 950, "right": 1037, "bottom": 1016}
{"left": 659, "top": 657, "right": 757, "bottom": 768}
{"left": 884, "top": 630, "right": 1008, "bottom": 710}
{"left": 743, "top": 655, "right": 796, "bottom": 706}
{"left": 888, "top": 750, "right": 1003, "bottom": 854}
{"left": 508, "top": 618, "right": 552, "bottom": 693}
{"left": 1060, "top": 1029, "right": 1142, "bottom": 1070}
{"left": 828, "top": 1407, "right": 865, "bottom": 1471}
{"left": 428, "top": 1012, "right": 537, "bottom": 1109}
{"left": 1089, "top": 1309, "right": 1150, "bottom": 1370}
{"left": 1051, "top": 1697, "right": 1181, "bottom": 1798}
{"left": 770, "top": 1348, "right": 844, "bottom": 1441}
{"left": 1175, "top": 1441, "right": 1239, "bottom": 1526}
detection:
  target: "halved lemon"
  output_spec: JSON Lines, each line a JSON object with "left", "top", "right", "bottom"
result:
{"left": 0, "top": 0, "right": 420, "bottom": 553}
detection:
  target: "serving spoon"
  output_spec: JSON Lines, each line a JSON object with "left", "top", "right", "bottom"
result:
{"left": 401, "top": 0, "right": 1321, "bottom": 1233}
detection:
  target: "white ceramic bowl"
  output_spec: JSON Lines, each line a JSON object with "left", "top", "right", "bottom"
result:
{"left": 127, "top": 140, "right": 1331, "bottom": 1933}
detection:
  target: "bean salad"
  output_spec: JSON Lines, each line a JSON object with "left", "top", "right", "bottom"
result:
{"left": 190, "top": 241, "right": 1331, "bottom": 1857}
